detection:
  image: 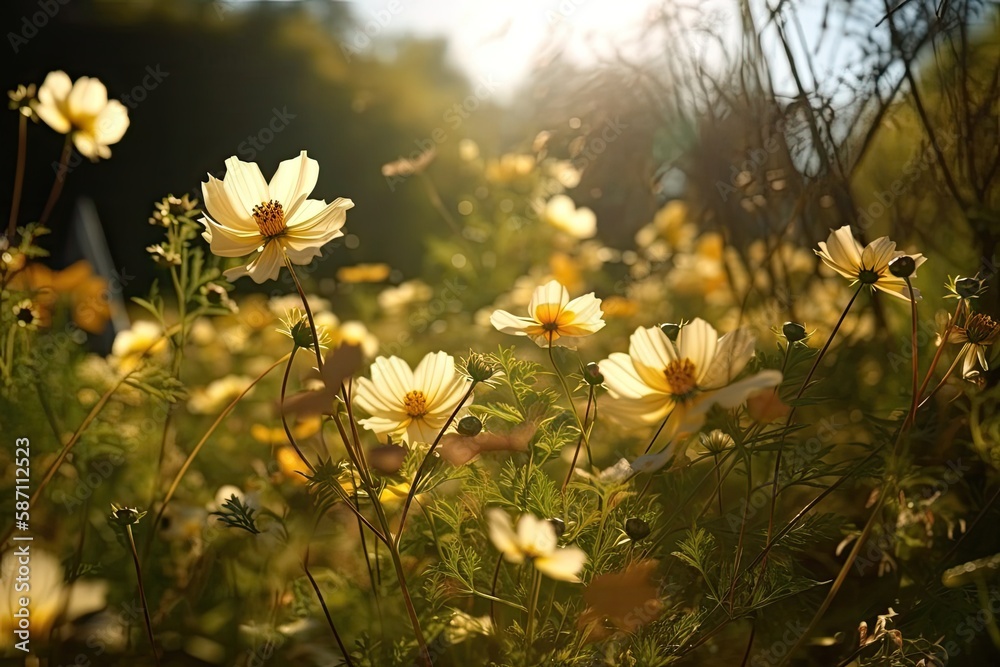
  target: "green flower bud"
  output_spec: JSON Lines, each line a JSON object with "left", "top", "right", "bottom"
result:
{"left": 659, "top": 323, "right": 681, "bottom": 341}
{"left": 956, "top": 277, "right": 984, "bottom": 299}
{"left": 888, "top": 255, "right": 916, "bottom": 278}
{"left": 465, "top": 353, "right": 497, "bottom": 383}
{"left": 624, "top": 517, "right": 650, "bottom": 541}
{"left": 782, "top": 321, "right": 808, "bottom": 342}
{"left": 583, "top": 362, "right": 604, "bottom": 385}
{"left": 457, "top": 415, "right": 483, "bottom": 437}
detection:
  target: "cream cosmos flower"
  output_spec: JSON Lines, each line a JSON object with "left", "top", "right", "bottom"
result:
{"left": 542, "top": 195, "right": 597, "bottom": 239}
{"left": 487, "top": 509, "right": 587, "bottom": 582}
{"left": 951, "top": 312, "right": 1000, "bottom": 377}
{"left": 34, "top": 71, "right": 129, "bottom": 160}
{"left": 490, "top": 279, "right": 605, "bottom": 347}
{"left": 200, "top": 152, "right": 353, "bottom": 283}
{"left": 1, "top": 550, "right": 107, "bottom": 655}
{"left": 354, "top": 351, "right": 470, "bottom": 444}
{"left": 816, "top": 225, "right": 926, "bottom": 301}
{"left": 600, "top": 319, "right": 783, "bottom": 437}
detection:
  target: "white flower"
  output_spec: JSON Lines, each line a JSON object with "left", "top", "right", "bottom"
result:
{"left": 187, "top": 375, "right": 254, "bottom": 414}
{"left": 354, "top": 352, "right": 470, "bottom": 444}
{"left": 816, "top": 225, "right": 926, "bottom": 301}
{"left": 490, "top": 279, "right": 605, "bottom": 347}
{"left": 200, "top": 151, "right": 353, "bottom": 283}
{"left": 543, "top": 195, "right": 597, "bottom": 239}
{"left": 950, "top": 312, "right": 1000, "bottom": 377}
{"left": 1, "top": 550, "right": 107, "bottom": 654}
{"left": 487, "top": 509, "right": 587, "bottom": 582}
{"left": 600, "top": 320, "right": 782, "bottom": 438}
{"left": 111, "top": 320, "right": 168, "bottom": 372}
{"left": 34, "top": 71, "right": 129, "bottom": 160}
{"left": 575, "top": 458, "right": 633, "bottom": 486}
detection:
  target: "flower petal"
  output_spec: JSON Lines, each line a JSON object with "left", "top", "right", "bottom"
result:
{"left": 269, "top": 151, "right": 319, "bottom": 218}
{"left": 487, "top": 509, "right": 524, "bottom": 563}
{"left": 676, "top": 318, "right": 717, "bottom": 382}
{"left": 535, "top": 547, "right": 587, "bottom": 582}
{"left": 67, "top": 76, "right": 108, "bottom": 120}
{"left": 223, "top": 156, "right": 270, "bottom": 217}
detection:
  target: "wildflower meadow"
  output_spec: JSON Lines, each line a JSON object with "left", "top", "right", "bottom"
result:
{"left": 2, "top": 1, "right": 1000, "bottom": 665}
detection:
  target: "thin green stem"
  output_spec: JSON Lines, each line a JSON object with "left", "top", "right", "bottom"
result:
{"left": 901, "top": 277, "right": 920, "bottom": 431}
{"left": 304, "top": 547, "right": 357, "bottom": 667}
{"left": 125, "top": 524, "right": 160, "bottom": 666}
{"left": 395, "top": 383, "right": 476, "bottom": 543}
{"left": 524, "top": 569, "right": 543, "bottom": 653}
{"left": 765, "top": 284, "right": 863, "bottom": 557}
{"left": 284, "top": 255, "right": 324, "bottom": 372}
{"left": 144, "top": 354, "right": 288, "bottom": 561}
{"left": 279, "top": 346, "right": 316, "bottom": 474}
{"left": 562, "top": 385, "right": 595, "bottom": 495}
{"left": 6, "top": 113, "right": 27, "bottom": 239}
{"left": 39, "top": 136, "right": 72, "bottom": 227}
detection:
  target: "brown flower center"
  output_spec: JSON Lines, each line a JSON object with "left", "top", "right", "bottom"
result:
{"left": 252, "top": 200, "right": 286, "bottom": 238}
{"left": 664, "top": 359, "right": 698, "bottom": 398}
{"left": 403, "top": 390, "right": 428, "bottom": 418}
{"left": 965, "top": 313, "right": 1000, "bottom": 345}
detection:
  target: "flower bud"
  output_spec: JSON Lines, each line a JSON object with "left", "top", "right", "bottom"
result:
{"left": 549, "top": 517, "right": 566, "bottom": 538}
{"left": 583, "top": 362, "right": 604, "bottom": 385}
{"left": 659, "top": 323, "right": 681, "bottom": 341}
{"left": 465, "top": 353, "right": 497, "bottom": 383}
{"left": 956, "top": 277, "right": 983, "bottom": 299}
{"left": 457, "top": 415, "right": 483, "bottom": 437}
{"left": 108, "top": 503, "right": 146, "bottom": 528}
{"left": 625, "top": 517, "right": 651, "bottom": 541}
{"left": 888, "top": 255, "right": 916, "bottom": 278}
{"left": 781, "top": 321, "right": 808, "bottom": 342}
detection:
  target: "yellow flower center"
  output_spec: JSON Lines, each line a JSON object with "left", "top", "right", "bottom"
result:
{"left": 664, "top": 359, "right": 698, "bottom": 397}
{"left": 403, "top": 390, "right": 428, "bottom": 418}
{"left": 252, "top": 200, "right": 286, "bottom": 238}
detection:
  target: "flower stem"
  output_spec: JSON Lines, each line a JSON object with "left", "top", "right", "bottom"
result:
{"left": 304, "top": 547, "right": 356, "bottom": 667}
{"left": 915, "top": 301, "right": 963, "bottom": 400}
{"left": 524, "top": 569, "right": 543, "bottom": 653}
{"left": 562, "top": 385, "right": 595, "bottom": 495}
{"left": 284, "top": 255, "right": 324, "bottom": 372}
{"left": 279, "top": 345, "right": 316, "bottom": 474}
{"left": 39, "top": 136, "right": 72, "bottom": 228}
{"left": 125, "top": 524, "right": 160, "bottom": 666}
{"left": 901, "top": 277, "right": 920, "bottom": 430}
{"left": 547, "top": 345, "right": 594, "bottom": 469}
{"left": 764, "top": 283, "right": 863, "bottom": 556}
{"left": 395, "top": 383, "right": 476, "bottom": 543}
{"left": 6, "top": 113, "right": 27, "bottom": 240}
{"left": 144, "top": 354, "right": 288, "bottom": 562}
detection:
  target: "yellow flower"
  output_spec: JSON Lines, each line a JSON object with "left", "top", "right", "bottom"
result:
{"left": 816, "top": 225, "right": 926, "bottom": 301}
{"left": 200, "top": 151, "right": 353, "bottom": 283}
{"left": 490, "top": 279, "right": 605, "bottom": 347}
{"left": 542, "top": 195, "right": 596, "bottom": 239}
{"left": 11, "top": 260, "right": 110, "bottom": 334}
{"left": 1, "top": 550, "right": 106, "bottom": 655}
{"left": 378, "top": 481, "right": 412, "bottom": 506}
{"left": 336, "top": 263, "right": 392, "bottom": 283}
{"left": 354, "top": 351, "right": 471, "bottom": 444}
{"left": 487, "top": 510, "right": 587, "bottom": 582}
{"left": 34, "top": 71, "right": 129, "bottom": 160}
{"left": 251, "top": 416, "right": 322, "bottom": 445}
{"left": 187, "top": 375, "right": 254, "bottom": 414}
{"left": 111, "top": 320, "right": 168, "bottom": 372}
{"left": 600, "top": 319, "right": 782, "bottom": 438}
